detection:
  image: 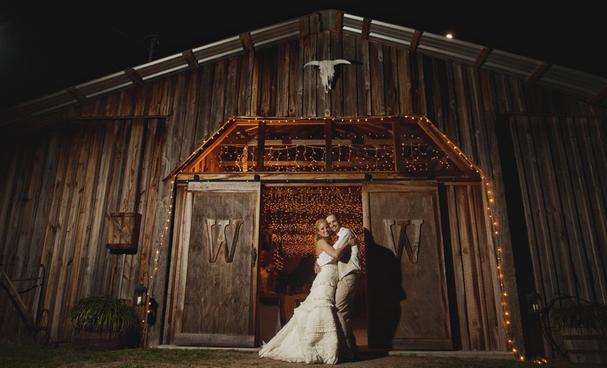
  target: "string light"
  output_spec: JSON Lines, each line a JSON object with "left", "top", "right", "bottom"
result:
{"left": 140, "top": 178, "right": 176, "bottom": 346}
{"left": 419, "top": 115, "right": 548, "bottom": 364}
{"left": 172, "top": 114, "right": 548, "bottom": 364}
{"left": 263, "top": 186, "right": 364, "bottom": 270}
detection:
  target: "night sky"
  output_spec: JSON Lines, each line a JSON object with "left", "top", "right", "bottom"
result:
{"left": 1, "top": 1, "right": 604, "bottom": 109}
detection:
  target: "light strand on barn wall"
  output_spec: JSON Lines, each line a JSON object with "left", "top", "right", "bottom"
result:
{"left": 419, "top": 116, "right": 547, "bottom": 365}
{"left": 141, "top": 177, "right": 176, "bottom": 342}
{"left": 208, "top": 116, "right": 448, "bottom": 174}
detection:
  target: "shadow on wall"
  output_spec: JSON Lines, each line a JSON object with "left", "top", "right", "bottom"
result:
{"left": 365, "top": 228, "right": 406, "bottom": 348}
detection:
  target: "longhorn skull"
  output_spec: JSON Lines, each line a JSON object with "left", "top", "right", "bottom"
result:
{"left": 304, "top": 59, "right": 351, "bottom": 93}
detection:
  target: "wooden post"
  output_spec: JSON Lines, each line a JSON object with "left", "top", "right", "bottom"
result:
{"left": 392, "top": 121, "right": 404, "bottom": 173}
{"left": 256, "top": 121, "right": 266, "bottom": 172}
{"left": 325, "top": 121, "right": 333, "bottom": 171}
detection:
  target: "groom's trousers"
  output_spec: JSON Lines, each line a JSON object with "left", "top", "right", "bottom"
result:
{"left": 335, "top": 272, "right": 359, "bottom": 359}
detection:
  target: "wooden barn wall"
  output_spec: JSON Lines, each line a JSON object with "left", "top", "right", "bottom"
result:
{"left": 509, "top": 116, "right": 607, "bottom": 305}
{"left": 444, "top": 184, "right": 506, "bottom": 351}
{"left": 1, "top": 17, "right": 605, "bottom": 347}
{"left": 0, "top": 118, "right": 166, "bottom": 341}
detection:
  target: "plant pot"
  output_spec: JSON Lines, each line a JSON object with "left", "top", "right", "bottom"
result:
{"left": 560, "top": 328, "right": 607, "bottom": 364}
{"left": 73, "top": 329, "right": 140, "bottom": 349}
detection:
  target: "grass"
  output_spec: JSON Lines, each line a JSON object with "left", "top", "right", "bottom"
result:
{"left": 0, "top": 344, "right": 211, "bottom": 368}
{"left": 0, "top": 343, "right": 601, "bottom": 368}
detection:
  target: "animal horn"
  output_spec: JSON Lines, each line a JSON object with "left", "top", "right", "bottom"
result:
{"left": 304, "top": 61, "right": 321, "bottom": 67}
{"left": 331, "top": 59, "right": 351, "bottom": 66}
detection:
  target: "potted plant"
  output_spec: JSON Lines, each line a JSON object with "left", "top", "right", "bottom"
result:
{"left": 70, "top": 297, "right": 140, "bottom": 348}
{"left": 550, "top": 298, "right": 607, "bottom": 364}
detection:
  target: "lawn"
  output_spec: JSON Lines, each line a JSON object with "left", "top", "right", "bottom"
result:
{"left": 0, "top": 344, "right": 600, "bottom": 368}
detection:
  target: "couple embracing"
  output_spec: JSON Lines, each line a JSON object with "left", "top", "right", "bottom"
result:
{"left": 259, "top": 214, "right": 361, "bottom": 364}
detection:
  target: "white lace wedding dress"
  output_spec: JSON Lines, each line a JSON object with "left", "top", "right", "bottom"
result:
{"left": 258, "top": 260, "right": 340, "bottom": 364}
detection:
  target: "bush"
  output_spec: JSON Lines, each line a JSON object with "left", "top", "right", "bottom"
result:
{"left": 70, "top": 297, "right": 139, "bottom": 337}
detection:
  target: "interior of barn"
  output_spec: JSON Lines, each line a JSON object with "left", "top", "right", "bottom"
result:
{"left": 257, "top": 185, "right": 367, "bottom": 344}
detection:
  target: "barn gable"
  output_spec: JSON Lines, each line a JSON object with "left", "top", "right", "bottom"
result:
{"left": 170, "top": 115, "right": 480, "bottom": 180}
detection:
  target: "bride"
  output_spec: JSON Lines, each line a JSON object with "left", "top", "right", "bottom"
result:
{"left": 258, "top": 219, "right": 353, "bottom": 364}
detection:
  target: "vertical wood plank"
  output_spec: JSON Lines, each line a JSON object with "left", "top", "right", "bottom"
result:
{"left": 330, "top": 31, "right": 344, "bottom": 117}
{"left": 317, "top": 31, "right": 331, "bottom": 117}
{"left": 288, "top": 40, "right": 302, "bottom": 117}
{"left": 303, "top": 34, "right": 317, "bottom": 117}
{"left": 369, "top": 43, "right": 385, "bottom": 115}
{"left": 357, "top": 39, "right": 371, "bottom": 116}
{"left": 275, "top": 43, "right": 290, "bottom": 117}
{"left": 342, "top": 35, "right": 358, "bottom": 116}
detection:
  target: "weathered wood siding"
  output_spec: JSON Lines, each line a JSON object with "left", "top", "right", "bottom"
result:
{"left": 0, "top": 118, "right": 166, "bottom": 341}
{"left": 1, "top": 13, "right": 605, "bottom": 348}
{"left": 509, "top": 116, "right": 607, "bottom": 304}
{"left": 445, "top": 184, "right": 506, "bottom": 351}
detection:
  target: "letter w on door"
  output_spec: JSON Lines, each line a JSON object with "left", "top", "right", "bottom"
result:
{"left": 384, "top": 219, "right": 424, "bottom": 263}
{"left": 205, "top": 219, "right": 244, "bottom": 263}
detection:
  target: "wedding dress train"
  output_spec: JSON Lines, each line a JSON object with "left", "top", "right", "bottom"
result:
{"left": 258, "top": 262, "right": 340, "bottom": 364}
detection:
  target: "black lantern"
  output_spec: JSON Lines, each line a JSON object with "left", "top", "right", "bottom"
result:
{"left": 134, "top": 283, "right": 148, "bottom": 306}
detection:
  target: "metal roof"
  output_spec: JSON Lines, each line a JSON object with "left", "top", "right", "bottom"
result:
{"left": 5, "top": 11, "right": 606, "bottom": 120}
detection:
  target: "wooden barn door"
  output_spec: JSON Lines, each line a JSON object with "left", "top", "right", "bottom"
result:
{"left": 169, "top": 182, "right": 260, "bottom": 347}
{"left": 363, "top": 183, "right": 452, "bottom": 350}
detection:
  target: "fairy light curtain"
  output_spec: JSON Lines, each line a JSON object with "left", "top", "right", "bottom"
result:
{"left": 177, "top": 116, "right": 473, "bottom": 177}
{"left": 262, "top": 186, "right": 365, "bottom": 271}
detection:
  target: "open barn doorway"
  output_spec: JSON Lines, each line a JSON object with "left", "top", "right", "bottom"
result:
{"left": 257, "top": 185, "right": 367, "bottom": 345}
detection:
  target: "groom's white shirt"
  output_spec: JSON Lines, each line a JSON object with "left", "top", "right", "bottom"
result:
{"left": 317, "top": 227, "right": 360, "bottom": 275}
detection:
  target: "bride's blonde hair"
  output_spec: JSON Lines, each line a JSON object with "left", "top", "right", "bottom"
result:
{"left": 314, "top": 219, "right": 329, "bottom": 241}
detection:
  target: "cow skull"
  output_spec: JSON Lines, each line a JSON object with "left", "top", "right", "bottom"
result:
{"left": 304, "top": 59, "right": 351, "bottom": 93}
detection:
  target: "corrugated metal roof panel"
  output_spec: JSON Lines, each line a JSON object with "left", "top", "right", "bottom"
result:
{"left": 192, "top": 36, "right": 243, "bottom": 63}
{"left": 369, "top": 19, "right": 415, "bottom": 46}
{"left": 251, "top": 19, "right": 299, "bottom": 47}
{"left": 76, "top": 71, "right": 132, "bottom": 97}
{"left": 16, "top": 90, "right": 76, "bottom": 116}
{"left": 343, "top": 13, "right": 364, "bottom": 36}
{"left": 483, "top": 49, "right": 543, "bottom": 79}
{"left": 539, "top": 65, "right": 607, "bottom": 97}
{"left": 418, "top": 32, "right": 484, "bottom": 64}
{"left": 134, "top": 53, "right": 188, "bottom": 80}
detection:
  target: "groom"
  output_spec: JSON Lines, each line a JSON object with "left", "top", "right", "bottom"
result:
{"left": 326, "top": 213, "right": 360, "bottom": 361}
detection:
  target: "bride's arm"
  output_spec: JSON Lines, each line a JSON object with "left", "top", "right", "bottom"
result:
{"left": 317, "top": 239, "right": 350, "bottom": 259}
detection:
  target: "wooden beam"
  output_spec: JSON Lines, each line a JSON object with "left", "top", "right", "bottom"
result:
{"left": 474, "top": 47, "right": 491, "bottom": 68}
{"left": 239, "top": 32, "right": 253, "bottom": 51}
{"left": 1, "top": 272, "right": 36, "bottom": 332}
{"left": 527, "top": 63, "right": 550, "bottom": 83}
{"left": 415, "top": 120, "right": 470, "bottom": 172}
{"left": 325, "top": 121, "right": 333, "bottom": 171}
{"left": 66, "top": 87, "right": 87, "bottom": 103}
{"left": 124, "top": 68, "right": 144, "bottom": 86}
{"left": 242, "top": 138, "right": 353, "bottom": 146}
{"left": 361, "top": 18, "right": 371, "bottom": 39}
{"left": 334, "top": 11, "right": 344, "bottom": 32}
{"left": 181, "top": 50, "right": 199, "bottom": 69}
{"left": 256, "top": 121, "right": 266, "bottom": 171}
{"left": 588, "top": 84, "right": 607, "bottom": 104}
{"left": 392, "top": 121, "right": 404, "bottom": 173}
{"left": 409, "top": 31, "right": 422, "bottom": 53}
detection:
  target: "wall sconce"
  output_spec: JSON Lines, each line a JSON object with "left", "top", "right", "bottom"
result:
{"left": 135, "top": 283, "right": 148, "bottom": 306}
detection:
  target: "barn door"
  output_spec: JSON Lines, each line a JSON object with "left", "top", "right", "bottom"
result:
{"left": 171, "top": 182, "right": 260, "bottom": 347}
{"left": 363, "top": 183, "right": 452, "bottom": 350}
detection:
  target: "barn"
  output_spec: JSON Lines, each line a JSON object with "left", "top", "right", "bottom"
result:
{"left": 1, "top": 9, "right": 606, "bottom": 360}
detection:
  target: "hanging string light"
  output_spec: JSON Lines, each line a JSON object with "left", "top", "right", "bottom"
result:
{"left": 418, "top": 115, "right": 547, "bottom": 365}
{"left": 173, "top": 115, "right": 543, "bottom": 363}
{"left": 262, "top": 186, "right": 365, "bottom": 271}
{"left": 141, "top": 177, "right": 176, "bottom": 345}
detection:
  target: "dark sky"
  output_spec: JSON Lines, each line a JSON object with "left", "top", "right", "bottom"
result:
{"left": 1, "top": 1, "right": 604, "bottom": 109}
